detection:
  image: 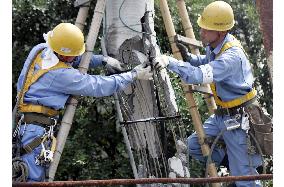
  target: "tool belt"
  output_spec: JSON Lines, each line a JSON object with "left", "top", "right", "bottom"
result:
{"left": 214, "top": 98, "right": 273, "bottom": 156}
{"left": 245, "top": 103, "right": 273, "bottom": 155}
{"left": 214, "top": 97, "right": 256, "bottom": 116}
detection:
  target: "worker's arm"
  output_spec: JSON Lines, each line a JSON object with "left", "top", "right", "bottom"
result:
{"left": 72, "top": 55, "right": 104, "bottom": 68}
{"left": 155, "top": 51, "right": 236, "bottom": 84}
{"left": 168, "top": 50, "right": 236, "bottom": 84}
{"left": 72, "top": 55, "right": 124, "bottom": 73}
{"left": 50, "top": 64, "right": 151, "bottom": 97}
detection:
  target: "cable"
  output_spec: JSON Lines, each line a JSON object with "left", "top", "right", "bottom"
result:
{"left": 248, "top": 131, "right": 266, "bottom": 174}
{"left": 204, "top": 128, "right": 267, "bottom": 187}
{"left": 204, "top": 128, "right": 226, "bottom": 187}
{"left": 118, "top": 0, "right": 154, "bottom": 36}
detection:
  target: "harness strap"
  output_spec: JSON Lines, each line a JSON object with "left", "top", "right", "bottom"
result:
{"left": 21, "top": 136, "right": 43, "bottom": 155}
{"left": 23, "top": 113, "right": 57, "bottom": 126}
{"left": 215, "top": 36, "right": 247, "bottom": 58}
{"left": 18, "top": 51, "right": 70, "bottom": 116}
{"left": 210, "top": 84, "right": 257, "bottom": 108}
{"left": 210, "top": 36, "right": 257, "bottom": 108}
{"left": 20, "top": 128, "right": 57, "bottom": 156}
{"left": 20, "top": 104, "right": 59, "bottom": 117}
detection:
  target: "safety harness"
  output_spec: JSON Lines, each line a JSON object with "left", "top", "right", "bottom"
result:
{"left": 17, "top": 51, "right": 70, "bottom": 154}
{"left": 18, "top": 52, "right": 70, "bottom": 116}
{"left": 210, "top": 36, "right": 257, "bottom": 109}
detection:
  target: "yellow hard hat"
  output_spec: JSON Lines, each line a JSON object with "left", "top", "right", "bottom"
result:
{"left": 197, "top": 1, "right": 235, "bottom": 31}
{"left": 48, "top": 23, "right": 85, "bottom": 56}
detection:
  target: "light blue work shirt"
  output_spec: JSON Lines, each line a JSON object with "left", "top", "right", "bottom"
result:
{"left": 17, "top": 43, "right": 134, "bottom": 111}
{"left": 167, "top": 33, "right": 254, "bottom": 102}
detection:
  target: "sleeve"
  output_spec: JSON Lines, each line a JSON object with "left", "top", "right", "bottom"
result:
{"left": 50, "top": 68, "right": 134, "bottom": 97}
{"left": 167, "top": 49, "right": 239, "bottom": 84}
{"left": 72, "top": 54, "right": 104, "bottom": 69}
{"left": 188, "top": 54, "right": 208, "bottom": 66}
{"left": 167, "top": 56, "right": 203, "bottom": 84}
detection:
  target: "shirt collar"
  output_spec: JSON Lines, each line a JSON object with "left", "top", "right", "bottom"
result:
{"left": 211, "top": 33, "right": 231, "bottom": 55}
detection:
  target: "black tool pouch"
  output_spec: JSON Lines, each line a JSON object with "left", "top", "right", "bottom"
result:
{"left": 245, "top": 104, "right": 273, "bottom": 155}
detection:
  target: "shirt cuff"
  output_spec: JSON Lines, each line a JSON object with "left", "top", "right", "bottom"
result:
{"left": 121, "top": 71, "right": 135, "bottom": 83}
{"left": 168, "top": 56, "right": 181, "bottom": 72}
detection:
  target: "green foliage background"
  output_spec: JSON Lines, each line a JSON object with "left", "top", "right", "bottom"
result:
{"left": 12, "top": 0, "right": 272, "bottom": 183}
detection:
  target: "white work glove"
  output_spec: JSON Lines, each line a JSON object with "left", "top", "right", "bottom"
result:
{"left": 131, "top": 64, "right": 153, "bottom": 80}
{"left": 102, "top": 56, "right": 124, "bottom": 74}
{"left": 153, "top": 55, "right": 169, "bottom": 71}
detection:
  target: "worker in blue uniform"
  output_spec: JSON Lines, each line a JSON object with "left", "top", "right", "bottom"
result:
{"left": 154, "top": 1, "right": 263, "bottom": 187}
{"left": 13, "top": 23, "right": 153, "bottom": 182}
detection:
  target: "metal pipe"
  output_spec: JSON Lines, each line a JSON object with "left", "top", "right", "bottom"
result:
{"left": 13, "top": 174, "right": 273, "bottom": 186}
{"left": 120, "top": 115, "right": 181, "bottom": 125}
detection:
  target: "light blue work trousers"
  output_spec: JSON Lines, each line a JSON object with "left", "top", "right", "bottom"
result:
{"left": 19, "top": 124, "right": 46, "bottom": 182}
{"left": 187, "top": 114, "right": 262, "bottom": 187}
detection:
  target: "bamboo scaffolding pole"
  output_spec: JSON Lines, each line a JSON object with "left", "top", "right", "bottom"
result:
{"left": 158, "top": 0, "right": 220, "bottom": 186}
{"left": 74, "top": 0, "right": 91, "bottom": 31}
{"left": 176, "top": 0, "right": 217, "bottom": 115}
{"left": 48, "top": 0, "right": 107, "bottom": 181}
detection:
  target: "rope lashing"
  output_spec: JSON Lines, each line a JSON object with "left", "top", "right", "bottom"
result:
{"left": 12, "top": 157, "right": 29, "bottom": 182}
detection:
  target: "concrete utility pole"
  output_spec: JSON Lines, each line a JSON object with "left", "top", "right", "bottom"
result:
{"left": 104, "top": 0, "right": 183, "bottom": 179}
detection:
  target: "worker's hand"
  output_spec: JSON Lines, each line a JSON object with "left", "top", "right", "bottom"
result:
{"left": 153, "top": 55, "right": 169, "bottom": 71}
{"left": 103, "top": 56, "right": 125, "bottom": 74}
{"left": 176, "top": 42, "right": 192, "bottom": 62}
{"left": 132, "top": 64, "right": 153, "bottom": 80}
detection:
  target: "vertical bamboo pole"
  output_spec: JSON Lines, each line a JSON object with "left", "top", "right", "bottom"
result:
{"left": 48, "top": 0, "right": 107, "bottom": 181}
{"left": 75, "top": 0, "right": 91, "bottom": 31}
{"left": 176, "top": 0, "right": 216, "bottom": 115}
{"left": 159, "top": 0, "right": 220, "bottom": 185}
